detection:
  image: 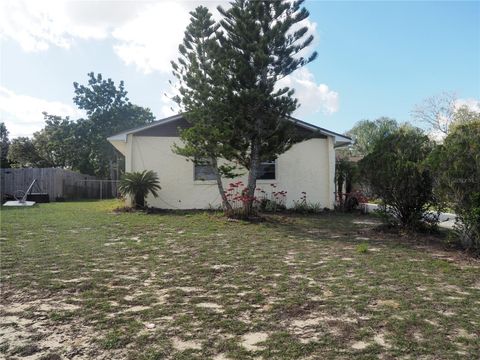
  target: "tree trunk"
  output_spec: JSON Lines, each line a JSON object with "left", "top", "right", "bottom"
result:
{"left": 346, "top": 174, "right": 353, "bottom": 194}
{"left": 211, "top": 157, "right": 233, "bottom": 213}
{"left": 135, "top": 193, "right": 145, "bottom": 209}
{"left": 337, "top": 176, "right": 344, "bottom": 207}
{"left": 246, "top": 137, "right": 260, "bottom": 216}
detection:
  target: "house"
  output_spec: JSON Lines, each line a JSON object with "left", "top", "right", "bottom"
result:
{"left": 108, "top": 114, "right": 352, "bottom": 209}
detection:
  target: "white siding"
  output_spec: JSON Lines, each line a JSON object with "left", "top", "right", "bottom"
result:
{"left": 125, "top": 136, "right": 336, "bottom": 209}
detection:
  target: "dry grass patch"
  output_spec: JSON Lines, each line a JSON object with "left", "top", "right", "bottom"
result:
{"left": 1, "top": 200, "right": 479, "bottom": 359}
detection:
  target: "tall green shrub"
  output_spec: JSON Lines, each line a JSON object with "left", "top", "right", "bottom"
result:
{"left": 429, "top": 121, "right": 480, "bottom": 254}
{"left": 359, "top": 126, "right": 437, "bottom": 229}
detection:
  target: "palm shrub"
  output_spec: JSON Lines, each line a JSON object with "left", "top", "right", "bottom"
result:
{"left": 359, "top": 126, "right": 437, "bottom": 229}
{"left": 118, "top": 170, "right": 161, "bottom": 209}
{"left": 429, "top": 121, "right": 480, "bottom": 254}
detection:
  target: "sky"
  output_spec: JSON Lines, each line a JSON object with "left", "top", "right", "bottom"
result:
{"left": 0, "top": 0, "right": 479, "bottom": 138}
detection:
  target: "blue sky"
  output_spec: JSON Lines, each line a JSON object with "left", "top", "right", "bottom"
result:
{"left": 1, "top": 0, "right": 479, "bottom": 138}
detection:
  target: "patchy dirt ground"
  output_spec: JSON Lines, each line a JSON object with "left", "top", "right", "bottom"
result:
{"left": 1, "top": 200, "right": 479, "bottom": 359}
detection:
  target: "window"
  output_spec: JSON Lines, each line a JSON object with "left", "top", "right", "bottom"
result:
{"left": 194, "top": 159, "right": 275, "bottom": 181}
{"left": 194, "top": 160, "right": 217, "bottom": 181}
{"left": 257, "top": 161, "right": 276, "bottom": 180}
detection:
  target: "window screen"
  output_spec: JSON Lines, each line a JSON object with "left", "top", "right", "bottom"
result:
{"left": 257, "top": 161, "right": 276, "bottom": 180}
{"left": 194, "top": 160, "right": 217, "bottom": 181}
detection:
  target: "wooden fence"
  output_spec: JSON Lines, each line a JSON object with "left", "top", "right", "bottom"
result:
{"left": 0, "top": 168, "right": 118, "bottom": 201}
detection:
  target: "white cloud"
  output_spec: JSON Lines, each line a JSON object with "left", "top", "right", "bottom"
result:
{"left": 1, "top": 0, "right": 332, "bottom": 120}
{"left": 111, "top": 1, "right": 317, "bottom": 75}
{"left": 0, "top": 0, "right": 225, "bottom": 72}
{"left": 112, "top": 2, "right": 193, "bottom": 74}
{"left": 1, "top": 0, "right": 318, "bottom": 76}
{"left": 0, "top": 0, "right": 115, "bottom": 52}
{"left": 0, "top": 87, "right": 84, "bottom": 138}
{"left": 455, "top": 98, "right": 480, "bottom": 112}
{"left": 277, "top": 68, "right": 339, "bottom": 117}
{"left": 111, "top": 1, "right": 232, "bottom": 74}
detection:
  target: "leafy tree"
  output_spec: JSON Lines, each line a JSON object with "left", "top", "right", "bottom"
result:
{"left": 118, "top": 170, "right": 161, "bottom": 209}
{"left": 73, "top": 72, "right": 155, "bottom": 177}
{"left": 429, "top": 121, "right": 480, "bottom": 254}
{"left": 7, "top": 137, "right": 47, "bottom": 168}
{"left": 359, "top": 126, "right": 437, "bottom": 229}
{"left": 0, "top": 122, "right": 10, "bottom": 168}
{"left": 172, "top": 6, "right": 236, "bottom": 212}
{"left": 32, "top": 113, "right": 80, "bottom": 169}
{"left": 344, "top": 117, "right": 399, "bottom": 156}
{"left": 5, "top": 74, "right": 153, "bottom": 177}
{"left": 453, "top": 105, "right": 480, "bottom": 125}
{"left": 7, "top": 113, "right": 90, "bottom": 171}
{"left": 216, "top": 0, "right": 317, "bottom": 214}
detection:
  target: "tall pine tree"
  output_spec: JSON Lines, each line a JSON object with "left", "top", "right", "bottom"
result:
{"left": 171, "top": 6, "right": 237, "bottom": 211}
{"left": 217, "top": 0, "right": 317, "bottom": 213}
{"left": 172, "top": 1, "right": 317, "bottom": 215}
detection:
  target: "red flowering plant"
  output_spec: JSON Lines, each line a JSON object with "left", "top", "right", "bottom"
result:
{"left": 255, "top": 184, "right": 287, "bottom": 212}
{"left": 224, "top": 181, "right": 259, "bottom": 218}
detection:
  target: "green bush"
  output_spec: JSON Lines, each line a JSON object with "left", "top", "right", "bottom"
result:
{"left": 118, "top": 170, "right": 161, "bottom": 209}
{"left": 291, "top": 192, "right": 323, "bottom": 214}
{"left": 429, "top": 121, "right": 480, "bottom": 255}
{"left": 359, "top": 126, "right": 437, "bottom": 229}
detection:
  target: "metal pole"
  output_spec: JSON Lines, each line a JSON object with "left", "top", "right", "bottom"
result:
{"left": 100, "top": 180, "right": 102, "bottom": 200}
{"left": 21, "top": 179, "right": 37, "bottom": 203}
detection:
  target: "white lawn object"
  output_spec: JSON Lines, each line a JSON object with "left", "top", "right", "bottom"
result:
{"left": 3, "top": 179, "right": 37, "bottom": 207}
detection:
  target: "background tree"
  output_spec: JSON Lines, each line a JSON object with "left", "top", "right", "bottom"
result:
{"left": 0, "top": 122, "right": 10, "bottom": 168}
{"left": 73, "top": 72, "right": 155, "bottom": 178}
{"left": 453, "top": 104, "right": 480, "bottom": 125}
{"left": 359, "top": 126, "right": 437, "bottom": 229}
{"left": 216, "top": 0, "right": 317, "bottom": 214}
{"left": 31, "top": 113, "right": 79, "bottom": 169}
{"left": 6, "top": 74, "right": 154, "bottom": 178}
{"left": 429, "top": 121, "right": 480, "bottom": 254}
{"left": 411, "top": 92, "right": 457, "bottom": 136}
{"left": 344, "top": 117, "right": 399, "bottom": 156}
{"left": 6, "top": 114, "right": 85, "bottom": 170}
{"left": 7, "top": 137, "right": 46, "bottom": 168}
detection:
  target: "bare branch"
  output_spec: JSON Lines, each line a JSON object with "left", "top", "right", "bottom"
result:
{"left": 411, "top": 91, "right": 457, "bottom": 135}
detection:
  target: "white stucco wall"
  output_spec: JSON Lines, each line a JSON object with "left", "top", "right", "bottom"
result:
{"left": 123, "top": 135, "right": 335, "bottom": 209}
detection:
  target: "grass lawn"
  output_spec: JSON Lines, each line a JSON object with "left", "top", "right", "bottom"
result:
{"left": 1, "top": 200, "right": 479, "bottom": 359}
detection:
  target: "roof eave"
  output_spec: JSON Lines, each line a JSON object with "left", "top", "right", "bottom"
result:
{"left": 287, "top": 117, "right": 353, "bottom": 146}
{"left": 107, "top": 134, "right": 128, "bottom": 142}
{"left": 106, "top": 113, "right": 353, "bottom": 146}
{"left": 106, "top": 113, "right": 185, "bottom": 140}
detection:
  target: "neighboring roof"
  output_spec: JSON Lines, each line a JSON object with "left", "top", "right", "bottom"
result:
{"left": 107, "top": 113, "right": 352, "bottom": 147}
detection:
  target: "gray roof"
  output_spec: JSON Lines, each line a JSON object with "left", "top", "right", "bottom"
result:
{"left": 107, "top": 113, "right": 352, "bottom": 147}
